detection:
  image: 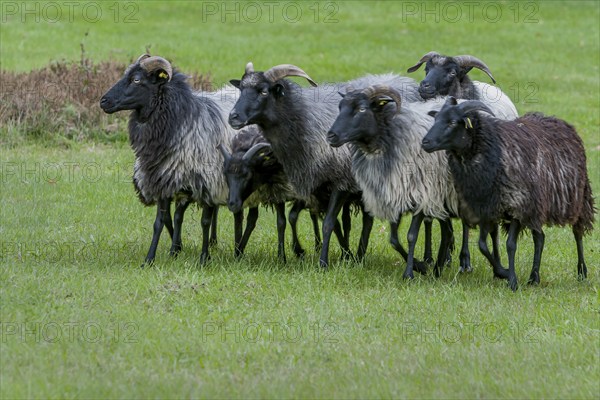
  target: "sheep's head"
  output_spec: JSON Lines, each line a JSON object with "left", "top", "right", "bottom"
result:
{"left": 228, "top": 62, "right": 318, "bottom": 129}
{"left": 422, "top": 97, "right": 495, "bottom": 153}
{"left": 327, "top": 85, "right": 402, "bottom": 150}
{"left": 219, "top": 137, "right": 275, "bottom": 213}
{"left": 407, "top": 51, "right": 496, "bottom": 99}
{"left": 100, "top": 54, "right": 173, "bottom": 116}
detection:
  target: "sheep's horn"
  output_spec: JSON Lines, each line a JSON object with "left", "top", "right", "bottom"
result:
{"left": 453, "top": 55, "right": 496, "bottom": 84}
{"left": 263, "top": 64, "right": 318, "bottom": 87}
{"left": 135, "top": 54, "right": 151, "bottom": 64}
{"left": 218, "top": 143, "right": 232, "bottom": 163}
{"left": 361, "top": 85, "right": 402, "bottom": 114}
{"left": 406, "top": 51, "right": 441, "bottom": 73}
{"left": 245, "top": 62, "right": 254, "bottom": 74}
{"left": 140, "top": 56, "right": 173, "bottom": 81}
{"left": 457, "top": 100, "right": 495, "bottom": 117}
{"left": 242, "top": 142, "right": 271, "bottom": 163}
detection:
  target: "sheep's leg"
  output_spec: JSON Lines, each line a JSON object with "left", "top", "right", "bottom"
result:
{"left": 505, "top": 220, "right": 521, "bottom": 291}
{"left": 199, "top": 206, "right": 216, "bottom": 264}
{"left": 170, "top": 199, "right": 190, "bottom": 257}
{"left": 478, "top": 222, "right": 508, "bottom": 279}
{"left": 355, "top": 205, "right": 373, "bottom": 261}
{"left": 574, "top": 229, "right": 587, "bottom": 280}
{"left": 403, "top": 213, "right": 425, "bottom": 280}
{"left": 288, "top": 201, "right": 306, "bottom": 257}
{"left": 233, "top": 210, "right": 244, "bottom": 258}
{"left": 238, "top": 207, "right": 259, "bottom": 256}
{"left": 209, "top": 208, "right": 219, "bottom": 247}
{"left": 342, "top": 203, "right": 352, "bottom": 245}
{"left": 144, "top": 198, "right": 171, "bottom": 266}
{"left": 320, "top": 190, "right": 349, "bottom": 268}
{"left": 459, "top": 221, "right": 472, "bottom": 273}
{"left": 310, "top": 211, "right": 322, "bottom": 252}
{"left": 528, "top": 229, "right": 545, "bottom": 285}
{"left": 275, "top": 202, "right": 287, "bottom": 263}
{"left": 423, "top": 218, "right": 434, "bottom": 264}
{"left": 390, "top": 218, "right": 427, "bottom": 274}
{"left": 433, "top": 219, "right": 453, "bottom": 278}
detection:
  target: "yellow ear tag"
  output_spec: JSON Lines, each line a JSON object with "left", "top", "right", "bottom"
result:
{"left": 466, "top": 118, "right": 473, "bottom": 129}
{"left": 379, "top": 100, "right": 388, "bottom": 106}
{"left": 158, "top": 72, "right": 168, "bottom": 79}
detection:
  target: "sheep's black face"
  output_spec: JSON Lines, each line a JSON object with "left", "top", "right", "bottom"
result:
{"left": 328, "top": 93, "right": 394, "bottom": 149}
{"left": 223, "top": 159, "right": 254, "bottom": 213}
{"left": 100, "top": 65, "right": 167, "bottom": 115}
{"left": 419, "top": 59, "right": 463, "bottom": 99}
{"left": 229, "top": 74, "right": 279, "bottom": 129}
{"left": 422, "top": 98, "right": 471, "bottom": 153}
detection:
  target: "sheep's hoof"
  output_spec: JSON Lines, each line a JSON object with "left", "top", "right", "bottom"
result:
{"left": 423, "top": 256, "right": 434, "bottom": 265}
{"left": 169, "top": 245, "right": 182, "bottom": 258}
{"left": 340, "top": 250, "right": 353, "bottom": 261}
{"left": 493, "top": 267, "right": 510, "bottom": 280}
{"left": 293, "top": 246, "right": 306, "bottom": 258}
{"left": 402, "top": 270, "right": 415, "bottom": 280}
{"left": 527, "top": 272, "right": 540, "bottom": 285}
{"left": 413, "top": 261, "right": 428, "bottom": 275}
{"left": 508, "top": 276, "right": 518, "bottom": 291}
{"left": 459, "top": 264, "right": 473, "bottom": 273}
{"left": 319, "top": 259, "right": 329, "bottom": 270}
{"left": 199, "top": 253, "right": 211, "bottom": 264}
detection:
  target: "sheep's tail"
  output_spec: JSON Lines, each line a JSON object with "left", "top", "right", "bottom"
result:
{"left": 574, "top": 177, "right": 596, "bottom": 236}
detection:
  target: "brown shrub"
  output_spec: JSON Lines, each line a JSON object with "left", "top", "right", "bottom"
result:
{"left": 0, "top": 57, "right": 211, "bottom": 145}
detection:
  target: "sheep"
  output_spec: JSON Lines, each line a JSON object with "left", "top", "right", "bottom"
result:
{"left": 100, "top": 54, "right": 239, "bottom": 265}
{"left": 228, "top": 62, "right": 387, "bottom": 267}
{"left": 327, "top": 85, "right": 460, "bottom": 279}
{"left": 407, "top": 51, "right": 520, "bottom": 272}
{"left": 421, "top": 97, "right": 595, "bottom": 290}
{"left": 218, "top": 127, "right": 322, "bottom": 262}
{"left": 407, "top": 51, "right": 518, "bottom": 120}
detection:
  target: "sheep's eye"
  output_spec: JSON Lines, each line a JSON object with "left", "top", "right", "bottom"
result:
{"left": 133, "top": 78, "right": 141, "bottom": 84}
{"left": 358, "top": 106, "right": 367, "bottom": 113}
{"left": 449, "top": 120, "right": 458, "bottom": 127}
{"left": 260, "top": 90, "right": 268, "bottom": 96}
{"left": 449, "top": 71, "right": 457, "bottom": 77}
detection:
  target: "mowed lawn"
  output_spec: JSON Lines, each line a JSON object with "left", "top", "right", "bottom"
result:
{"left": 1, "top": 1, "right": 599, "bottom": 398}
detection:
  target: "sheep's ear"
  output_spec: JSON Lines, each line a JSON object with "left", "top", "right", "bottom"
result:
{"left": 428, "top": 110, "right": 438, "bottom": 118}
{"left": 153, "top": 69, "right": 170, "bottom": 84}
{"left": 273, "top": 83, "right": 285, "bottom": 98}
{"left": 230, "top": 79, "right": 241, "bottom": 88}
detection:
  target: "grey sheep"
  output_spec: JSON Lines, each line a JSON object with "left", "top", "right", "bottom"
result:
{"left": 328, "top": 85, "right": 459, "bottom": 279}
{"left": 100, "top": 54, "right": 239, "bottom": 264}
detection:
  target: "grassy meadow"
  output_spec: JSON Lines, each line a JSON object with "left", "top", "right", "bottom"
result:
{"left": 1, "top": 1, "right": 599, "bottom": 398}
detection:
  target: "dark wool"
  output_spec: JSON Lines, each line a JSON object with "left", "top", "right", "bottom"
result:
{"left": 449, "top": 112, "right": 595, "bottom": 235}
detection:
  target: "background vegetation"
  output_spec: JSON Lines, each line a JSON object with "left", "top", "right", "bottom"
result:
{"left": 1, "top": 1, "right": 599, "bottom": 398}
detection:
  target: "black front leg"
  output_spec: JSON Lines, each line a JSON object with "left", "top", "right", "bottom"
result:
{"left": 505, "top": 219, "right": 521, "bottom": 291}
{"left": 209, "top": 208, "right": 219, "bottom": 246}
{"left": 355, "top": 204, "right": 373, "bottom": 261}
{"left": 423, "top": 219, "right": 433, "bottom": 264}
{"left": 320, "top": 190, "right": 349, "bottom": 268}
{"left": 433, "top": 218, "right": 453, "bottom": 278}
{"left": 170, "top": 199, "right": 190, "bottom": 257}
{"left": 390, "top": 217, "right": 427, "bottom": 274}
{"left": 528, "top": 229, "right": 545, "bottom": 285}
{"left": 459, "top": 221, "right": 472, "bottom": 273}
{"left": 275, "top": 202, "right": 287, "bottom": 262}
{"left": 478, "top": 222, "right": 508, "bottom": 279}
{"left": 574, "top": 228, "right": 587, "bottom": 280}
{"left": 199, "top": 206, "right": 216, "bottom": 264}
{"left": 403, "top": 213, "right": 425, "bottom": 280}
{"left": 233, "top": 210, "right": 244, "bottom": 258}
{"left": 144, "top": 198, "right": 171, "bottom": 266}
{"left": 288, "top": 200, "right": 306, "bottom": 257}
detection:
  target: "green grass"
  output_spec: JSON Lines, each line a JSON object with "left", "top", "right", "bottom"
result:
{"left": 1, "top": 1, "right": 600, "bottom": 398}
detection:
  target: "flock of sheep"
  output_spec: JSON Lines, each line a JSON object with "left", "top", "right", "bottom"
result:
{"left": 99, "top": 52, "right": 595, "bottom": 291}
